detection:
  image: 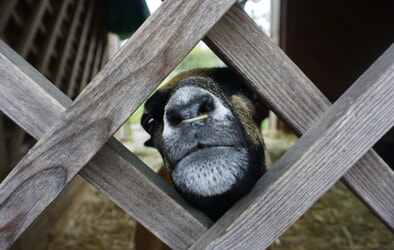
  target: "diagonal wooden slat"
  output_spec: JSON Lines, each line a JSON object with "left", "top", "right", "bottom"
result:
{"left": 0, "top": 40, "right": 211, "bottom": 249}
{"left": 191, "top": 41, "right": 394, "bottom": 250}
{"left": 0, "top": 0, "right": 236, "bottom": 247}
{"left": 0, "top": 1, "right": 392, "bottom": 248}
{"left": 204, "top": 4, "right": 394, "bottom": 228}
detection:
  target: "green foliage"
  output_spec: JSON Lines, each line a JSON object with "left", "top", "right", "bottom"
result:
{"left": 177, "top": 46, "right": 225, "bottom": 70}
{"left": 129, "top": 105, "right": 145, "bottom": 124}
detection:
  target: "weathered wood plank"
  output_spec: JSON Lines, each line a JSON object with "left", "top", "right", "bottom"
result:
{"left": 0, "top": 0, "right": 235, "bottom": 247}
{"left": 11, "top": 176, "right": 87, "bottom": 250}
{"left": 0, "top": 40, "right": 211, "bottom": 249}
{"left": 204, "top": 4, "right": 394, "bottom": 229}
{"left": 191, "top": 41, "right": 394, "bottom": 250}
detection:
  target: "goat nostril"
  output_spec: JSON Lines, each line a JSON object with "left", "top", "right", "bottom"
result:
{"left": 166, "top": 95, "right": 215, "bottom": 127}
{"left": 167, "top": 109, "right": 183, "bottom": 127}
{"left": 198, "top": 95, "right": 215, "bottom": 115}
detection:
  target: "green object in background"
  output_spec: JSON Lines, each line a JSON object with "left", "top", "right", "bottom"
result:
{"left": 106, "top": 0, "right": 150, "bottom": 39}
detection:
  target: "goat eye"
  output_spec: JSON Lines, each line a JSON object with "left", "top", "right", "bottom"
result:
{"left": 142, "top": 114, "right": 156, "bottom": 134}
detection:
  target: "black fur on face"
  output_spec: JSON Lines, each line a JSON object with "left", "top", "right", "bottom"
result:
{"left": 141, "top": 68, "right": 268, "bottom": 220}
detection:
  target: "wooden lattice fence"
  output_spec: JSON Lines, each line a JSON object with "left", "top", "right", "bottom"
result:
{"left": 0, "top": 1, "right": 393, "bottom": 249}
{"left": 0, "top": 0, "right": 108, "bottom": 186}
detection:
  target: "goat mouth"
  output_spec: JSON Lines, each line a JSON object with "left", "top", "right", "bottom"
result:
{"left": 171, "top": 146, "right": 250, "bottom": 197}
{"left": 174, "top": 145, "right": 239, "bottom": 166}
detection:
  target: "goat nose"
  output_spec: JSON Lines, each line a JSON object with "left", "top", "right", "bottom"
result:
{"left": 166, "top": 95, "right": 215, "bottom": 127}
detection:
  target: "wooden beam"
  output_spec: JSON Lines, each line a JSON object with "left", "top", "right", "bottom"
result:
{"left": 204, "top": 4, "right": 394, "bottom": 229}
{"left": 3, "top": 0, "right": 51, "bottom": 177}
{"left": 0, "top": 40, "right": 211, "bottom": 249}
{"left": 0, "top": 0, "right": 236, "bottom": 247}
{"left": 11, "top": 176, "right": 88, "bottom": 250}
{"left": 191, "top": 41, "right": 394, "bottom": 250}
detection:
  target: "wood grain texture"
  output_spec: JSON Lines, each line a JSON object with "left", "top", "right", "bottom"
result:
{"left": 12, "top": 176, "right": 87, "bottom": 250}
{"left": 0, "top": 40, "right": 211, "bottom": 249}
{"left": 0, "top": 2, "right": 392, "bottom": 248}
{"left": 204, "top": 4, "right": 394, "bottom": 229}
{"left": 191, "top": 35, "right": 394, "bottom": 248}
{"left": 0, "top": 0, "right": 236, "bottom": 247}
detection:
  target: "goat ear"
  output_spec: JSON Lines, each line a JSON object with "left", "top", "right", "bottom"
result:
{"left": 144, "top": 138, "right": 154, "bottom": 147}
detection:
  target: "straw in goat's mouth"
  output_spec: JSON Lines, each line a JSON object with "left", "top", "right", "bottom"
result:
{"left": 181, "top": 113, "right": 209, "bottom": 124}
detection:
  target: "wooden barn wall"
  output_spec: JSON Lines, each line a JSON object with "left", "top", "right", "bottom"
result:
{"left": 279, "top": 0, "right": 394, "bottom": 102}
{"left": 279, "top": 0, "right": 394, "bottom": 167}
{"left": 0, "top": 0, "right": 108, "bottom": 179}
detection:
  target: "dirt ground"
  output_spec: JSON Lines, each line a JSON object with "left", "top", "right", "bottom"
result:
{"left": 47, "top": 128, "right": 394, "bottom": 250}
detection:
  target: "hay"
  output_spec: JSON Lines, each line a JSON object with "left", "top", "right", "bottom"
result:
{"left": 47, "top": 129, "right": 394, "bottom": 249}
{"left": 274, "top": 181, "right": 394, "bottom": 249}
{"left": 47, "top": 186, "right": 136, "bottom": 250}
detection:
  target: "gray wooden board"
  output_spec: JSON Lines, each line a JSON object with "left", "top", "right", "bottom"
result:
{"left": 0, "top": 2, "right": 393, "bottom": 249}
{"left": 204, "top": 4, "right": 394, "bottom": 230}
{"left": 0, "top": 0, "right": 236, "bottom": 247}
{"left": 191, "top": 35, "right": 394, "bottom": 249}
{"left": 0, "top": 40, "right": 211, "bottom": 249}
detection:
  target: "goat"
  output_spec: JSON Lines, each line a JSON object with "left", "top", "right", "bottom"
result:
{"left": 136, "top": 67, "right": 269, "bottom": 249}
